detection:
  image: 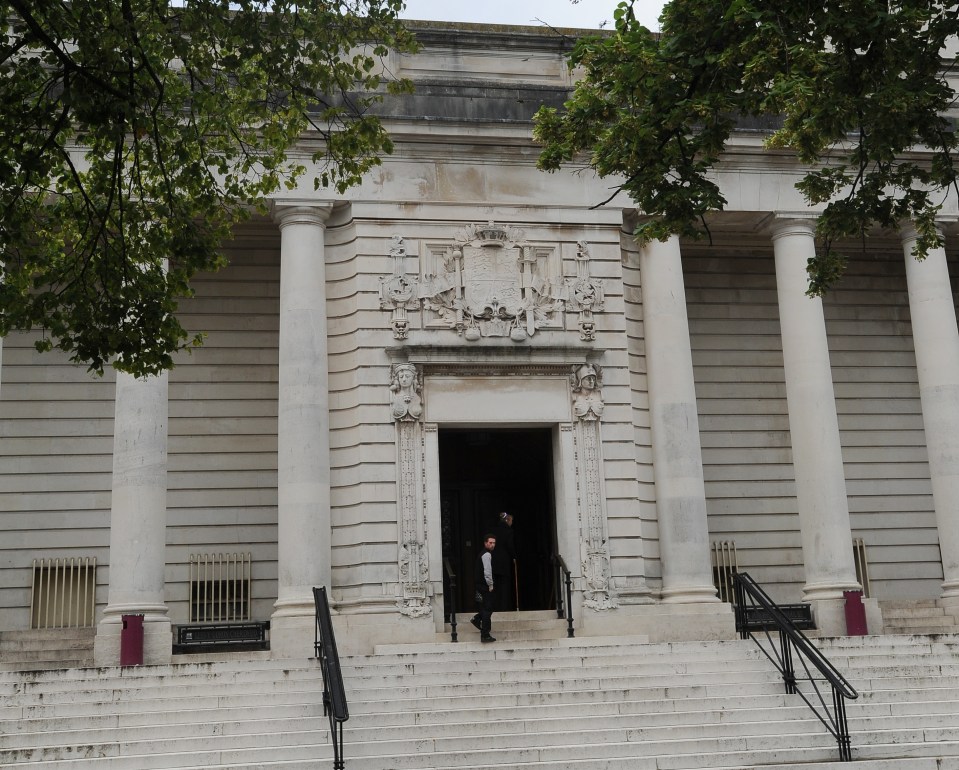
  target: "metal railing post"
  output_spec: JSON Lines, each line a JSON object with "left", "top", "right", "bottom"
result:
{"left": 780, "top": 629, "right": 797, "bottom": 694}
{"left": 731, "top": 572, "right": 858, "bottom": 762}
{"left": 551, "top": 553, "right": 575, "bottom": 638}
{"left": 313, "top": 586, "right": 349, "bottom": 769}
{"left": 555, "top": 559, "right": 565, "bottom": 619}
{"left": 444, "top": 558, "right": 458, "bottom": 643}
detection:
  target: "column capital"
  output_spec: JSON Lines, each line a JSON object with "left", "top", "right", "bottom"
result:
{"left": 272, "top": 202, "right": 333, "bottom": 229}
{"left": 767, "top": 212, "right": 818, "bottom": 241}
{"left": 898, "top": 219, "right": 954, "bottom": 247}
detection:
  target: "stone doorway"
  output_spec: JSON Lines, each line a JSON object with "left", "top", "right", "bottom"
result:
{"left": 439, "top": 428, "right": 556, "bottom": 618}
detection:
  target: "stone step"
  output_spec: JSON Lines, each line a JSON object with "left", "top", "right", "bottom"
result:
{"left": 0, "top": 637, "right": 97, "bottom": 653}
{"left": 1, "top": 659, "right": 780, "bottom": 701}
{"left": 3, "top": 633, "right": 959, "bottom": 770}
{"left": 0, "top": 645, "right": 96, "bottom": 660}
{"left": 14, "top": 732, "right": 959, "bottom": 770}
{"left": 16, "top": 759, "right": 952, "bottom": 770}
{"left": 0, "top": 627, "right": 97, "bottom": 641}
{"left": 884, "top": 615, "right": 957, "bottom": 628}
{"left": 5, "top": 655, "right": 959, "bottom": 711}
{"left": 0, "top": 645, "right": 772, "bottom": 686}
{"left": 879, "top": 600, "right": 942, "bottom": 609}
{"left": 881, "top": 607, "right": 950, "bottom": 619}
{"left": 0, "top": 658, "right": 94, "bottom": 672}
{"left": 8, "top": 661, "right": 956, "bottom": 707}
{"left": 0, "top": 627, "right": 96, "bottom": 672}
{"left": 12, "top": 707, "right": 959, "bottom": 754}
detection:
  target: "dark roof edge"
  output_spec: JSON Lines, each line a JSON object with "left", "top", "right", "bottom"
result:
{"left": 402, "top": 19, "right": 609, "bottom": 50}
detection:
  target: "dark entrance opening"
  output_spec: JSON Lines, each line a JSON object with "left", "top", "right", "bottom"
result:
{"left": 439, "top": 428, "right": 555, "bottom": 619}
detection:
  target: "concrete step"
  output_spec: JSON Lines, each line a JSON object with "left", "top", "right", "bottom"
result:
{"left": 881, "top": 607, "right": 950, "bottom": 619}
{"left": 16, "top": 709, "right": 959, "bottom": 753}
{"left": 0, "top": 627, "right": 96, "bottom": 672}
{"left": 0, "top": 637, "right": 96, "bottom": 653}
{"left": 885, "top": 615, "right": 957, "bottom": 628}
{"left": 3, "top": 633, "right": 959, "bottom": 770}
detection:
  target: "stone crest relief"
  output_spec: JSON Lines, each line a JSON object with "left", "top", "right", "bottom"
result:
{"left": 419, "top": 222, "right": 564, "bottom": 340}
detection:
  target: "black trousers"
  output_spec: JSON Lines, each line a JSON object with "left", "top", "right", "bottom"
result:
{"left": 493, "top": 570, "right": 513, "bottom": 611}
{"left": 477, "top": 587, "right": 495, "bottom": 635}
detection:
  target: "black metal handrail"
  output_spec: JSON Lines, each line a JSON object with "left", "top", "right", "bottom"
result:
{"left": 551, "top": 553, "right": 575, "bottom": 638}
{"left": 732, "top": 572, "right": 858, "bottom": 762}
{"left": 444, "top": 557, "right": 458, "bottom": 642}
{"left": 313, "top": 586, "right": 349, "bottom": 769}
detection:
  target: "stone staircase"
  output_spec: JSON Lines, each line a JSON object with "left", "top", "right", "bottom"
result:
{"left": 879, "top": 600, "right": 959, "bottom": 635}
{"left": 3, "top": 632, "right": 959, "bottom": 769}
{"left": 0, "top": 628, "right": 94, "bottom": 672}
{"left": 446, "top": 609, "right": 572, "bottom": 643}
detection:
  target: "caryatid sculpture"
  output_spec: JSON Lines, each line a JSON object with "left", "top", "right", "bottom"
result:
{"left": 390, "top": 363, "right": 423, "bottom": 422}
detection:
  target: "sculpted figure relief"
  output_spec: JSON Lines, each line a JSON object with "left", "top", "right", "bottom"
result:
{"left": 571, "top": 363, "right": 604, "bottom": 421}
{"left": 390, "top": 363, "right": 423, "bottom": 422}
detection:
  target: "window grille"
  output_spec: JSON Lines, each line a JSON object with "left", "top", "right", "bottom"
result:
{"left": 852, "top": 537, "right": 871, "bottom": 598}
{"left": 30, "top": 557, "right": 97, "bottom": 629}
{"left": 711, "top": 540, "right": 738, "bottom": 604}
{"left": 189, "top": 552, "right": 252, "bottom": 623}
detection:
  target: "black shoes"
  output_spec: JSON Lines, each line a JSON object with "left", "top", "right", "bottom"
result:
{"left": 472, "top": 616, "right": 494, "bottom": 641}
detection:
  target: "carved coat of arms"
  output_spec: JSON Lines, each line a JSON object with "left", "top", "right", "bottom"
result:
{"left": 420, "top": 222, "right": 563, "bottom": 340}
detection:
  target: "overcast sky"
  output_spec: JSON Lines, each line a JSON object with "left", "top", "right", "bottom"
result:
{"left": 399, "top": 0, "right": 665, "bottom": 31}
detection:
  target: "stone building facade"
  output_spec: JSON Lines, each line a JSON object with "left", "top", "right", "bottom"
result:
{"left": 2, "top": 22, "right": 959, "bottom": 663}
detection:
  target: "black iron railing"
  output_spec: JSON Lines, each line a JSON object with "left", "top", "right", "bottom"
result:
{"left": 733, "top": 572, "right": 858, "bottom": 762}
{"left": 552, "top": 553, "right": 575, "bottom": 638}
{"left": 444, "top": 557, "right": 459, "bottom": 642}
{"left": 313, "top": 586, "right": 349, "bottom": 770}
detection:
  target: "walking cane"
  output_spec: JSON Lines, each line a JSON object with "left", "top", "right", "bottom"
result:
{"left": 513, "top": 558, "right": 519, "bottom": 611}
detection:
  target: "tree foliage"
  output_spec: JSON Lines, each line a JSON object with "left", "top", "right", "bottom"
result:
{"left": 534, "top": 0, "right": 959, "bottom": 294}
{"left": 0, "top": 0, "right": 416, "bottom": 375}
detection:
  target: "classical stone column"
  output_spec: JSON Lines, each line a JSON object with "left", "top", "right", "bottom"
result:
{"left": 639, "top": 235, "right": 718, "bottom": 603}
{"left": 771, "top": 217, "right": 860, "bottom": 630}
{"left": 94, "top": 368, "right": 171, "bottom": 665}
{"left": 901, "top": 226, "right": 959, "bottom": 609}
{"left": 271, "top": 203, "right": 333, "bottom": 658}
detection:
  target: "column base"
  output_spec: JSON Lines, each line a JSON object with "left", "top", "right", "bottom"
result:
{"left": 660, "top": 584, "right": 721, "bottom": 604}
{"left": 270, "top": 613, "right": 318, "bottom": 659}
{"left": 576, "top": 600, "right": 736, "bottom": 642}
{"left": 94, "top": 611, "right": 172, "bottom": 666}
{"left": 801, "top": 581, "right": 861, "bottom": 603}
{"left": 939, "top": 579, "right": 959, "bottom": 602}
{"left": 806, "top": 596, "right": 883, "bottom": 637}
{"left": 271, "top": 593, "right": 328, "bottom": 659}
{"left": 938, "top": 594, "right": 959, "bottom": 622}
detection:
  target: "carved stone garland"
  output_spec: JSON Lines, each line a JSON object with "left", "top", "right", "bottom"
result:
{"left": 380, "top": 236, "right": 419, "bottom": 340}
{"left": 571, "top": 364, "right": 617, "bottom": 610}
{"left": 566, "top": 241, "right": 605, "bottom": 341}
{"left": 391, "top": 364, "right": 431, "bottom": 617}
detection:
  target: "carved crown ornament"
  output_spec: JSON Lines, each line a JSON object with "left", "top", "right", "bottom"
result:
{"left": 378, "top": 223, "right": 605, "bottom": 342}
